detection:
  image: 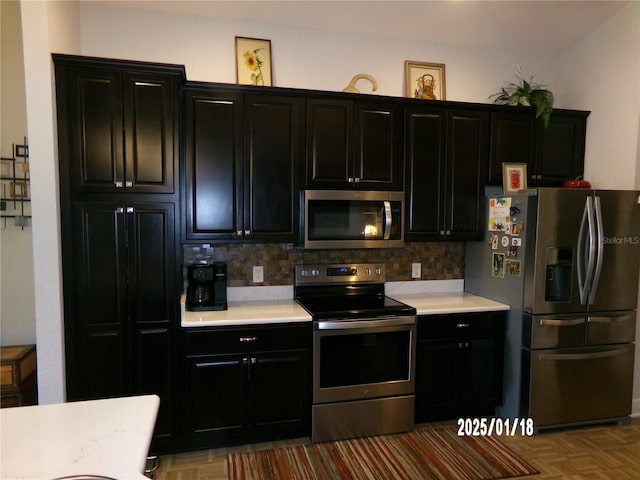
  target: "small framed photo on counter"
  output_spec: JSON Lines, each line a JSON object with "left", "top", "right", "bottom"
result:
{"left": 502, "top": 163, "right": 528, "bottom": 193}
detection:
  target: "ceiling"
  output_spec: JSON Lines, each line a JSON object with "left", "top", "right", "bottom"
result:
{"left": 104, "top": 0, "right": 630, "bottom": 54}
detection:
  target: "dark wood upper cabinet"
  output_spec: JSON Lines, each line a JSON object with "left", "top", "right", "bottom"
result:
{"left": 55, "top": 57, "right": 181, "bottom": 194}
{"left": 488, "top": 110, "right": 536, "bottom": 186}
{"left": 532, "top": 110, "right": 589, "bottom": 186}
{"left": 488, "top": 108, "right": 589, "bottom": 188}
{"left": 305, "top": 98, "right": 402, "bottom": 190}
{"left": 184, "top": 87, "right": 301, "bottom": 242}
{"left": 405, "top": 106, "right": 489, "bottom": 241}
{"left": 184, "top": 90, "right": 243, "bottom": 239}
{"left": 244, "top": 95, "right": 301, "bottom": 240}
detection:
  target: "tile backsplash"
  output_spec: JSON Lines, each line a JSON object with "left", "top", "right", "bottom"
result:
{"left": 183, "top": 243, "right": 464, "bottom": 287}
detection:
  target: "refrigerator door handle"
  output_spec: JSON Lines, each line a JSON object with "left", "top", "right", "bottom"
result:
{"left": 588, "top": 314, "right": 633, "bottom": 324}
{"left": 539, "top": 347, "right": 630, "bottom": 362}
{"left": 539, "top": 317, "right": 585, "bottom": 327}
{"left": 577, "top": 196, "right": 596, "bottom": 304}
{"left": 589, "top": 196, "right": 605, "bottom": 304}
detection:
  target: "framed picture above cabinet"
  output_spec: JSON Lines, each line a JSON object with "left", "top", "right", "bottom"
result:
{"left": 405, "top": 61, "right": 446, "bottom": 100}
{"left": 235, "top": 36, "right": 273, "bottom": 86}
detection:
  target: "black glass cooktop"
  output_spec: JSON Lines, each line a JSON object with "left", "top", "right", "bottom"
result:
{"left": 296, "top": 294, "right": 416, "bottom": 320}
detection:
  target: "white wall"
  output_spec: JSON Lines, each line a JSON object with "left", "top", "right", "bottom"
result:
{"left": 18, "top": 1, "right": 640, "bottom": 406}
{"left": 78, "top": 3, "right": 556, "bottom": 104}
{"left": 561, "top": 1, "right": 640, "bottom": 414}
{"left": 19, "top": 0, "right": 80, "bottom": 404}
{"left": 1, "top": 0, "right": 35, "bottom": 346}
{"left": 560, "top": 1, "right": 640, "bottom": 190}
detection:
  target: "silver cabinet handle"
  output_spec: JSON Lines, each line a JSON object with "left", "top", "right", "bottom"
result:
{"left": 239, "top": 336, "right": 257, "bottom": 343}
{"left": 126, "top": 207, "right": 134, "bottom": 214}
{"left": 244, "top": 230, "right": 250, "bottom": 236}
{"left": 457, "top": 323, "right": 471, "bottom": 328}
{"left": 236, "top": 230, "right": 242, "bottom": 236}
{"left": 116, "top": 207, "right": 124, "bottom": 214}
{"left": 348, "top": 177, "right": 354, "bottom": 183}
{"left": 125, "top": 181, "right": 133, "bottom": 188}
{"left": 115, "top": 181, "right": 123, "bottom": 188}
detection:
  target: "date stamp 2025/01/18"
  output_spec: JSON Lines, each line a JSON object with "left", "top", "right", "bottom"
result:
{"left": 457, "top": 417, "right": 534, "bottom": 437}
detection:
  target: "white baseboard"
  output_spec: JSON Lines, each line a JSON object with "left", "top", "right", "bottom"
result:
{"left": 631, "top": 398, "right": 640, "bottom": 418}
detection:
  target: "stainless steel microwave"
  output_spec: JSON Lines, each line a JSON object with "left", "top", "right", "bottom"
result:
{"left": 303, "top": 190, "right": 404, "bottom": 249}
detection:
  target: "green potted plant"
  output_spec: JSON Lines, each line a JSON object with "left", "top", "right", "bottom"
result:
{"left": 491, "top": 66, "right": 554, "bottom": 128}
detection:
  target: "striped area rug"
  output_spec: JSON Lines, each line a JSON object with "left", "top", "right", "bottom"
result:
{"left": 228, "top": 426, "right": 539, "bottom": 480}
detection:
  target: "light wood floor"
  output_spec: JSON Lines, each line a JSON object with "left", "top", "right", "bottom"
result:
{"left": 156, "top": 418, "right": 640, "bottom": 480}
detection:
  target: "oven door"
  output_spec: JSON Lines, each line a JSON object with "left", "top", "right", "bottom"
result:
{"left": 313, "top": 316, "right": 416, "bottom": 404}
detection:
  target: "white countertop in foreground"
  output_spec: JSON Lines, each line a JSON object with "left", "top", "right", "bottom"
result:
{"left": 0, "top": 395, "right": 159, "bottom": 480}
{"left": 181, "top": 281, "right": 509, "bottom": 327}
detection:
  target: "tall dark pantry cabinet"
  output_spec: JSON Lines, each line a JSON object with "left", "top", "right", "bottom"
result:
{"left": 54, "top": 55, "right": 185, "bottom": 452}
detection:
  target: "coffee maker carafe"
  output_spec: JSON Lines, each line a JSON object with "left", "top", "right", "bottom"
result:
{"left": 186, "top": 263, "right": 227, "bottom": 311}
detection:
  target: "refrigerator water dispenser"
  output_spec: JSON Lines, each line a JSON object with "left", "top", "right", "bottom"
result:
{"left": 545, "top": 247, "right": 573, "bottom": 302}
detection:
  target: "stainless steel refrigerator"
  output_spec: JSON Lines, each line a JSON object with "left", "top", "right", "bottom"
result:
{"left": 466, "top": 188, "right": 640, "bottom": 430}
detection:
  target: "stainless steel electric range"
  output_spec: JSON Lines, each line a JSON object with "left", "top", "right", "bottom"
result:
{"left": 294, "top": 263, "right": 417, "bottom": 443}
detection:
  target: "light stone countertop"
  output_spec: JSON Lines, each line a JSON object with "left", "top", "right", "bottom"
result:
{"left": 180, "top": 280, "right": 509, "bottom": 327}
{"left": 0, "top": 395, "right": 159, "bottom": 480}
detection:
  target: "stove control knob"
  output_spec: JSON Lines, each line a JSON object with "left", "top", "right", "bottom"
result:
{"left": 375, "top": 267, "right": 382, "bottom": 275}
{"left": 311, "top": 269, "right": 320, "bottom": 277}
{"left": 364, "top": 267, "right": 371, "bottom": 275}
{"left": 300, "top": 269, "right": 309, "bottom": 277}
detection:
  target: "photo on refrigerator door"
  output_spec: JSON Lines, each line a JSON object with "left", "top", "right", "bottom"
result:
{"left": 492, "top": 253, "right": 505, "bottom": 278}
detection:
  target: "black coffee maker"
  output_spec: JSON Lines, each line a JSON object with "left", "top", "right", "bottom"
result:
{"left": 186, "top": 263, "right": 227, "bottom": 311}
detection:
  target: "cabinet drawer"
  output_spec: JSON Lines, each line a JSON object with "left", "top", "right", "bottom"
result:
{"left": 185, "top": 323, "right": 311, "bottom": 356}
{"left": 418, "top": 312, "right": 505, "bottom": 340}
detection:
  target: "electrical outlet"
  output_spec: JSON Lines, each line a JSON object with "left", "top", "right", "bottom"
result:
{"left": 253, "top": 266, "right": 264, "bottom": 283}
{"left": 411, "top": 262, "right": 421, "bottom": 279}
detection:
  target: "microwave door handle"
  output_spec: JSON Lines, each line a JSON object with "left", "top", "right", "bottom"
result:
{"left": 383, "top": 201, "right": 392, "bottom": 240}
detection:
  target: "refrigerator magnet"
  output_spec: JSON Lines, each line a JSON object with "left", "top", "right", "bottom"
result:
{"left": 506, "top": 259, "right": 522, "bottom": 276}
{"left": 492, "top": 253, "right": 505, "bottom": 278}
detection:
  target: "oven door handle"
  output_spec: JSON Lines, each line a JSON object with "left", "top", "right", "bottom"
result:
{"left": 316, "top": 316, "right": 416, "bottom": 330}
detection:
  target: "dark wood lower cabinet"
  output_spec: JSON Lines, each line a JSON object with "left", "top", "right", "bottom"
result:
{"left": 415, "top": 312, "right": 505, "bottom": 422}
{"left": 182, "top": 324, "right": 311, "bottom": 449}
{"left": 62, "top": 200, "right": 178, "bottom": 451}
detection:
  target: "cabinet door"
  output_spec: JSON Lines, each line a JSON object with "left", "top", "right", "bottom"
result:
{"left": 415, "top": 339, "right": 459, "bottom": 422}
{"left": 532, "top": 111, "right": 588, "bottom": 186}
{"left": 244, "top": 95, "right": 301, "bottom": 241}
{"left": 445, "top": 110, "right": 489, "bottom": 240}
{"left": 488, "top": 111, "right": 535, "bottom": 186}
{"left": 185, "top": 354, "right": 248, "bottom": 445}
{"left": 123, "top": 71, "right": 177, "bottom": 193}
{"left": 354, "top": 101, "right": 402, "bottom": 189}
{"left": 251, "top": 349, "right": 310, "bottom": 437}
{"left": 128, "top": 202, "right": 176, "bottom": 443}
{"left": 65, "top": 68, "right": 124, "bottom": 193}
{"left": 404, "top": 107, "right": 446, "bottom": 239}
{"left": 461, "top": 336, "right": 504, "bottom": 411}
{"left": 67, "top": 201, "right": 129, "bottom": 400}
{"left": 305, "top": 99, "right": 352, "bottom": 187}
{"left": 185, "top": 90, "right": 243, "bottom": 240}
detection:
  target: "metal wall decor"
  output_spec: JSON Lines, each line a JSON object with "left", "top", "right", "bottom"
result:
{"left": 0, "top": 137, "right": 31, "bottom": 229}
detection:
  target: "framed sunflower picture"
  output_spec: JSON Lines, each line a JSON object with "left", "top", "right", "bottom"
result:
{"left": 235, "top": 36, "right": 272, "bottom": 86}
